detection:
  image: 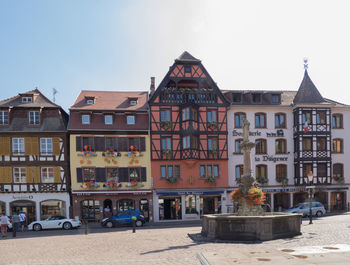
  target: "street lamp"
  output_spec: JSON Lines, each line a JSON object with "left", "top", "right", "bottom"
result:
{"left": 307, "top": 171, "right": 314, "bottom": 224}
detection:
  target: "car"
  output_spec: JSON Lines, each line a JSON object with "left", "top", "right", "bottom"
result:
{"left": 284, "top": 202, "right": 326, "bottom": 217}
{"left": 27, "top": 216, "right": 82, "bottom": 231}
{"left": 101, "top": 210, "right": 145, "bottom": 228}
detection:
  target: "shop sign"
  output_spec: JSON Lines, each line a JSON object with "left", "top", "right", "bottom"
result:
{"left": 232, "top": 130, "right": 261, "bottom": 137}
{"left": 12, "top": 195, "right": 33, "bottom": 200}
{"left": 157, "top": 191, "right": 224, "bottom": 196}
{"left": 255, "top": 155, "right": 288, "bottom": 162}
{"left": 232, "top": 130, "right": 284, "bottom": 137}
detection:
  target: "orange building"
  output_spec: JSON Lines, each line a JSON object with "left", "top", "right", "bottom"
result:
{"left": 149, "top": 52, "right": 229, "bottom": 222}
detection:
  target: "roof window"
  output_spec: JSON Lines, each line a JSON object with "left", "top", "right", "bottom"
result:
{"left": 22, "top": 97, "right": 33, "bottom": 103}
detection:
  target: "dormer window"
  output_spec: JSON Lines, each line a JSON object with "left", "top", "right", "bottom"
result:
{"left": 128, "top": 97, "right": 138, "bottom": 106}
{"left": 252, "top": 93, "right": 262, "bottom": 104}
{"left": 232, "top": 93, "right": 242, "bottom": 103}
{"left": 0, "top": 111, "right": 8, "bottom": 125}
{"left": 22, "top": 97, "right": 33, "bottom": 103}
{"left": 271, "top": 94, "right": 281, "bottom": 104}
{"left": 29, "top": 111, "right": 40, "bottom": 125}
{"left": 86, "top": 99, "right": 94, "bottom": 105}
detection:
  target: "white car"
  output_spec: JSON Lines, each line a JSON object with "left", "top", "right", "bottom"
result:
{"left": 28, "top": 216, "right": 82, "bottom": 231}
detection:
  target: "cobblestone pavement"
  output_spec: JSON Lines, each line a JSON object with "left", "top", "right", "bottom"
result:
{"left": 0, "top": 213, "right": 350, "bottom": 265}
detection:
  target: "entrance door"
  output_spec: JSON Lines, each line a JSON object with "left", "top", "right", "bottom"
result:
{"left": 140, "top": 199, "right": 149, "bottom": 222}
{"left": 203, "top": 197, "right": 215, "bottom": 214}
{"left": 159, "top": 197, "right": 181, "bottom": 220}
{"left": 10, "top": 200, "right": 36, "bottom": 224}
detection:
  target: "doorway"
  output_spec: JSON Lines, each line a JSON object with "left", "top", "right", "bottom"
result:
{"left": 201, "top": 196, "right": 221, "bottom": 215}
{"left": 159, "top": 197, "right": 181, "bottom": 220}
{"left": 140, "top": 199, "right": 149, "bottom": 222}
{"left": 10, "top": 200, "right": 36, "bottom": 224}
{"left": 274, "top": 193, "right": 290, "bottom": 211}
{"left": 103, "top": 199, "right": 112, "bottom": 217}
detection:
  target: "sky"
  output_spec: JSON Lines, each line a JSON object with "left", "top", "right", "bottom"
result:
{"left": 1, "top": 0, "right": 350, "bottom": 111}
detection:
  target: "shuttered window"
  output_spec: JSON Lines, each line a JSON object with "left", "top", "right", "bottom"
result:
{"left": 13, "top": 167, "right": 26, "bottom": 183}
{"left": 12, "top": 138, "right": 25, "bottom": 155}
{"left": 41, "top": 167, "right": 54, "bottom": 183}
{"left": 40, "top": 138, "right": 53, "bottom": 155}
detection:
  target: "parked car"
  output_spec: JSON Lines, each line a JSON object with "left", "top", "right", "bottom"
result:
{"left": 284, "top": 202, "right": 326, "bottom": 217}
{"left": 101, "top": 210, "right": 145, "bottom": 228}
{"left": 28, "top": 216, "right": 82, "bottom": 231}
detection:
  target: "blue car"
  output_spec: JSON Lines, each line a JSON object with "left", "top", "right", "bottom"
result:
{"left": 101, "top": 210, "right": 145, "bottom": 228}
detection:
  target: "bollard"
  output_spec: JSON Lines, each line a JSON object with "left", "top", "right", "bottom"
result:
{"left": 84, "top": 219, "right": 89, "bottom": 235}
{"left": 132, "top": 216, "right": 136, "bottom": 233}
{"left": 12, "top": 225, "right": 16, "bottom": 238}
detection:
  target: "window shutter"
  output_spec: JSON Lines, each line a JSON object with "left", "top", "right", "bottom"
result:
{"left": 118, "top": 137, "right": 128, "bottom": 152}
{"left": 27, "top": 167, "right": 40, "bottom": 183}
{"left": 118, "top": 167, "right": 129, "bottom": 182}
{"left": 31, "top": 137, "right": 39, "bottom": 156}
{"left": 0, "top": 137, "right": 10, "bottom": 156}
{"left": 140, "top": 167, "right": 147, "bottom": 182}
{"left": 53, "top": 138, "right": 60, "bottom": 156}
{"left": 0, "top": 167, "right": 12, "bottom": 183}
{"left": 76, "top": 136, "right": 82, "bottom": 151}
{"left": 54, "top": 167, "right": 61, "bottom": 183}
{"left": 25, "top": 137, "right": 32, "bottom": 155}
{"left": 95, "top": 168, "right": 106, "bottom": 182}
{"left": 140, "top": 137, "right": 146, "bottom": 152}
{"left": 26, "top": 167, "right": 33, "bottom": 183}
{"left": 94, "top": 137, "right": 105, "bottom": 152}
{"left": 76, "top": 168, "right": 83, "bottom": 183}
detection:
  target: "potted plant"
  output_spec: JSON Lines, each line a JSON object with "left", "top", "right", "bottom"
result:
{"left": 207, "top": 121, "right": 219, "bottom": 130}
{"left": 166, "top": 177, "right": 177, "bottom": 184}
{"left": 160, "top": 121, "right": 173, "bottom": 130}
{"left": 205, "top": 176, "right": 216, "bottom": 184}
{"left": 163, "top": 149, "right": 173, "bottom": 159}
{"left": 256, "top": 176, "right": 268, "bottom": 185}
{"left": 231, "top": 185, "right": 266, "bottom": 206}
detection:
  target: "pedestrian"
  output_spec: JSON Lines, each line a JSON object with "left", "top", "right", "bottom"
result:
{"left": 19, "top": 211, "right": 26, "bottom": 232}
{"left": 0, "top": 213, "right": 9, "bottom": 238}
{"left": 12, "top": 211, "right": 20, "bottom": 237}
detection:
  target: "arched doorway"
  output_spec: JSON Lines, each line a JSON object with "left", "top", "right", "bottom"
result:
{"left": 10, "top": 200, "right": 36, "bottom": 224}
{"left": 103, "top": 199, "right": 112, "bottom": 217}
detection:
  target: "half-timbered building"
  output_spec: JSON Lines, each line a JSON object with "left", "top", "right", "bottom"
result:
{"left": 149, "top": 52, "right": 229, "bottom": 222}
{"left": 68, "top": 91, "right": 152, "bottom": 222}
{"left": 0, "top": 89, "right": 70, "bottom": 224}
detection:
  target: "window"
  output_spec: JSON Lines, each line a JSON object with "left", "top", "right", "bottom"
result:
{"left": 235, "top": 139, "right": 243, "bottom": 154}
{"left": 129, "top": 100, "right": 137, "bottom": 106}
{"left": 255, "top": 139, "right": 267, "bottom": 154}
{"left": 235, "top": 165, "right": 243, "bottom": 180}
{"left": 302, "top": 137, "right": 312, "bottom": 151}
{"left": 106, "top": 168, "right": 118, "bottom": 181}
{"left": 332, "top": 138, "right": 343, "bottom": 153}
{"left": 332, "top": 114, "right": 343, "bottom": 129}
{"left": 275, "top": 139, "right": 287, "bottom": 154}
{"left": 82, "top": 115, "right": 90, "bottom": 125}
{"left": 184, "top": 66, "right": 191, "bottom": 73}
{"left": 234, "top": 113, "right": 246, "bottom": 128}
{"left": 82, "top": 137, "right": 94, "bottom": 151}
{"left": 183, "top": 136, "right": 190, "bottom": 149}
{"left": 317, "top": 163, "right": 327, "bottom": 177}
{"left": 29, "top": 111, "right": 40, "bottom": 125}
{"left": 208, "top": 137, "right": 218, "bottom": 151}
{"left": 41, "top": 167, "right": 54, "bottom": 183}
{"left": 182, "top": 107, "right": 190, "bottom": 121}
{"left": 302, "top": 111, "right": 311, "bottom": 124}
{"left": 40, "top": 138, "right": 53, "bottom": 155}
{"left": 12, "top": 138, "right": 25, "bottom": 155}
{"left": 22, "top": 97, "right": 32, "bottom": 103}
{"left": 127, "top": 115, "right": 135, "bottom": 125}
{"left": 160, "top": 165, "right": 180, "bottom": 178}
{"left": 86, "top": 99, "right": 94, "bottom": 105}
{"left": 118, "top": 199, "right": 134, "bottom": 212}
{"left": 275, "top": 113, "right": 286, "bottom": 128}
{"left": 303, "top": 164, "right": 313, "bottom": 177}
{"left": 232, "top": 93, "right": 242, "bottom": 103}
{"left": 82, "top": 168, "right": 95, "bottom": 182}
{"left": 252, "top": 93, "right": 262, "bottom": 103}
{"left": 106, "top": 137, "right": 117, "bottom": 151}
{"left": 128, "top": 138, "right": 140, "bottom": 151}
{"left": 200, "top": 165, "right": 219, "bottom": 178}
{"left": 13, "top": 167, "right": 26, "bottom": 183}
{"left": 104, "top": 115, "right": 113, "bottom": 125}
{"left": 333, "top": 164, "right": 343, "bottom": 180}
{"left": 161, "top": 137, "right": 172, "bottom": 150}
{"left": 207, "top": 109, "right": 217, "bottom": 122}
{"left": 160, "top": 109, "right": 171, "bottom": 122}
{"left": 129, "top": 168, "right": 140, "bottom": 182}
{"left": 316, "top": 111, "right": 326, "bottom": 124}
{"left": 255, "top": 113, "right": 266, "bottom": 128}
{"left": 276, "top": 164, "right": 287, "bottom": 181}
{"left": 271, "top": 94, "right": 281, "bottom": 104}
{"left": 256, "top": 165, "right": 267, "bottom": 182}
{"left": 0, "top": 111, "right": 8, "bottom": 124}
{"left": 317, "top": 137, "right": 327, "bottom": 151}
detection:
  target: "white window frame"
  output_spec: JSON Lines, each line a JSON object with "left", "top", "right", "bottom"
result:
{"left": 104, "top": 115, "right": 113, "bottom": 125}
{"left": 129, "top": 100, "right": 137, "bottom": 106}
{"left": 86, "top": 99, "right": 94, "bottom": 105}
{"left": 41, "top": 167, "right": 54, "bottom": 183}
{"left": 22, "top": 97, "right": 32, "bottom": 103}
{"left": 13, "top": 167, "right": 26, "bottom": 183}
{"left": 40, "top": 138, "right": 53, "bottom": 155}
{"left": 82, "top": 115, "right": 90, "bottom": 125}
{"left": 0, "top": 111, "right": 8, "bottom": 125}
{"left": 12, "top": 138, "right": 25, "bottom": 155}
{"left": 127, "top": 115, "right": 135, "bottom": 125}
{"left": 29, "top": 111, "right": 40, "bottom": 125}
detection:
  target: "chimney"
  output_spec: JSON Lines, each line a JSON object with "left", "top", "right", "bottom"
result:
{"left": 150, "top": 77, "right": 155, "bottom": 94}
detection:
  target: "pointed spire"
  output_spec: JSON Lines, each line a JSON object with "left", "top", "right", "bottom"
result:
{"left": 175, "top": 51, "right": 201, "bottom": 63}
{"left": 293, "top": 59, "right": 325, "bottom": 104}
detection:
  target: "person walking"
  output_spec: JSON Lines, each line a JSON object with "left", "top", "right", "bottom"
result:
{"left": 0, "top": 213, "right": 9, "bottom": 238}
{"left": 12, "top": 211, "right": 20, "bottom": 237}
{"left": 19, "top": 211, "right": 26, "bottom": 232}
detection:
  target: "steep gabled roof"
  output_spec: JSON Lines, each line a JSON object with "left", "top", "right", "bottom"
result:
{"left": 175, "top": 51, "right": 201, "bottom": 63}
{"left": 293, "top": 70, "right": 325, "bottom": 104}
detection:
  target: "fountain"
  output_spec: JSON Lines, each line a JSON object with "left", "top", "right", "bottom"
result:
{"left": 201, "top": 118, "right": 302, "bottom": 241}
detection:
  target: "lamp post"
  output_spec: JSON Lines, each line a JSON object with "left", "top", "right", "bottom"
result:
{"left": 307, "top": 171, "right": 314, "bottom": 224}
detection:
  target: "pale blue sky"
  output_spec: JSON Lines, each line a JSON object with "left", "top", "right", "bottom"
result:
{"left": 1, "top": 0, "right": 350, "bottom": 111}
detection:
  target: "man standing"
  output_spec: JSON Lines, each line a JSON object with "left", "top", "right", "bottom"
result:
{"left": 0, "top": 213, "right": 9, "bottom": 238}
{"left": 19, "top": 211, "right": 26, "bottom": 232}
{"left": 12, "top": 211, "right": 20, "bottom": 237}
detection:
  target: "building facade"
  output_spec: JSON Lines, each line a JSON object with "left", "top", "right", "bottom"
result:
{"left": 225, "top": 68, "right": 350, "bottom": 212}
{"left": 68, "top": 91, "right": 152, "bottom": 222}
{"left": 0, "top": 89, "right": 70, "bottom": 223}
{"left": 149, "top": 52, "right": 229, "bottom": 222}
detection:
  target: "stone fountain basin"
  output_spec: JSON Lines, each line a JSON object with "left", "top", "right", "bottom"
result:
{"left": 201, "top": 213, "right": 302, "bottom": 241}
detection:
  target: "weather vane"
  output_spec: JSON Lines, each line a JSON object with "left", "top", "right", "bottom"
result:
{"left": 303, "top": 57, "right": 308, "bottom": 70}
{"left": 52, "top": 88, "right": 58, "bottom": 103}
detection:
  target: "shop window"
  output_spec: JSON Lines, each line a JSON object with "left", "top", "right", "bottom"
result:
{"left": 41, "top": 200, "right": 66, "bottom": 220}
{"left": 275, "top": 139, "right": 287, "bottom": 154}
{"left": 13, "top": 167, "right": 26, "bottom": 183}
{"left": 40, "top": 138, "right": 53, "bottom": 155}
{"left": 82, "top": 168, "right": 95, "bottom": 182}
{"left": 158, "top": 197, "right": 182, "bottom": 220}
{"left": 332, "top": 114, "right": 343, "bottom": 129}
{"left": 275, "top": 113, "right": 286, "bottom": 128}
{"left": 317, "top": 137, "right": 327, "bottom": 151}
{"left": 82, "top": 137, "right": 94, "bottom": 151}
{"left": 316, "top": 111, "right": 326, "bottom": 124}
{"left": 81, "top": 199, "right": 100, "bottom": 220}
{"left": 235, "top": 165, "right": 243, "bottom": 180}
{"left": 118, "top": 199, "right": 134, "bottom": 212}
{"left": 29, "top": 111, "right": 40, "bottom": 125}
{"left": 41, "top": 167, "right": 54, "bottom": 183}
{"left": 255, "top": 113, "right": 266, "bottom": 128}
{"left": 185, "top": 195, "right": 197, "bottom": 214}
{"left": 302, "top": 137, "right": 312, "bottom": 151}
{"left": 234, "top": 113, "right": 246, "bottom": 128}
{"left": 255, "top": 139, "right": 267, "bottom": 154}
{"left": 12, "top": 138, "right": 25, "bottom": 155}
{"left": 106, "top": 137, "right": 118, "bottom": 151}
{"left": 234, "top": 139, "right": 243, "bottom": 154}
{"left": 0, "top": 111, "right": 8, "bottom": 125}
{"left": 332, "top": 138, "right": 343, "bottom": 153}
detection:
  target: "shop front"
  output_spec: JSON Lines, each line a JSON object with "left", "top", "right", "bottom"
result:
{"left": 71, "top": 190, "right": 153, "bottom": 222}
